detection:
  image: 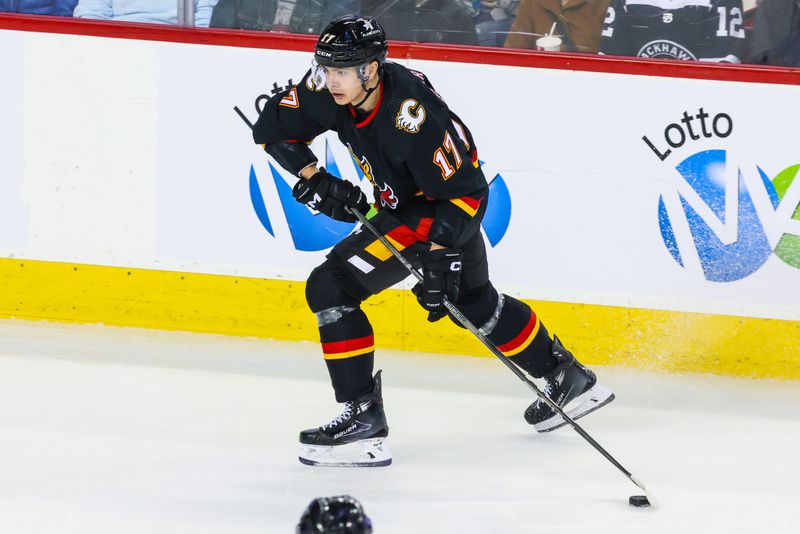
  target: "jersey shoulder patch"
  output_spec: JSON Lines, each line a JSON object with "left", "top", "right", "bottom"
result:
{"left": 279, "top": 87, "right": 300, "bottom": 108}
{"left": 395, "top": 98, "right": 427, "bottom": 134}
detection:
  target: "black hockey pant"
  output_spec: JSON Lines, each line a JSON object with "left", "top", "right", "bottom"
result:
{"left": 305, "top": 209, "right": 558, "bottom": 402}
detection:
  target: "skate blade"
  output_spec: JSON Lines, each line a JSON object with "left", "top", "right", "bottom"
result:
{"left": 299, "top": 437, "right": 392, "bottom": 467}
{"left": 534, "top": 383, "right": 615, "bottom": 433}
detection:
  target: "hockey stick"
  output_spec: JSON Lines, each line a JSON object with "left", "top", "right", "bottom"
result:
{"left": 349, "top": 207, "right": 657, "bottom": 507}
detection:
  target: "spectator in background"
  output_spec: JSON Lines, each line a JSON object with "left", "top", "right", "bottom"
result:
{"left": 504, "top": 0, "right": 610, "bottom": 52}
{"left": 600, "top": 0, "right": 746, "bottom": 62}
{"left": 363, "top": 0, "right": 479, "bottom": 45}
{"left": 0, "top": 0, "right": 77, "bottom": 16}
{"left": 210, "top": 0, "right": 358, "bottom": 34}
{"left": 469, "top": 0, "right": 519, "bottom": 47}
{"left": 73, "top": 0, "right": 218, "bottom": 26}
{"left": 748, "top": 0, "right": 800, "bottom": 66}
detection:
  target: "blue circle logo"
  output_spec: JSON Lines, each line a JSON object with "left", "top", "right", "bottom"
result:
{"left": 658, "top": 150, "right": 775, "bottom": 282}
{"left": 250, "top": 140, "right": 512, "bottom": 251}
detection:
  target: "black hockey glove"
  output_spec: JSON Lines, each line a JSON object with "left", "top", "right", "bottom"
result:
{"left": 292, "top": 169, "right": 369, "bottom": 223}
{"left": 412, "top": 248, "right": 463, "bottom": 322}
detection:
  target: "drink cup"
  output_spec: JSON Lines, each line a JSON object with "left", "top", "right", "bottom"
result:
{"left": 536, "top": 35, "right": 562, "bottom": 52}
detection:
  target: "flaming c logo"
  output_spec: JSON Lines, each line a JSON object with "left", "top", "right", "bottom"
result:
{"left": 395, "top": 99, "right": 426, "bottom": 134}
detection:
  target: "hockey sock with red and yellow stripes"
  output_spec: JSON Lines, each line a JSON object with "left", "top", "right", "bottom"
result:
{"left": 488, "top": 295, "right": 558, "bottom": 378}
{"left": 319, "top": 307, "right": 376, "bottom": 403}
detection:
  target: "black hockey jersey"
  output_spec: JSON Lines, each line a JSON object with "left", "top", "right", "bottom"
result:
{"left": 252, "top": 62, "right": 488, "bottom": 248}
{"left": 600, "top": 0, "right": 746, "bottom": 62}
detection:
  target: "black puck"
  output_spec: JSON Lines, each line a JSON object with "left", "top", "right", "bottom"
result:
{"left": 629, "top": 495, "right": 650, "bottom": 508}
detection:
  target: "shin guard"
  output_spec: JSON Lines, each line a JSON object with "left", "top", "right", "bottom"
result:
{"left": 318, "top": 308, "right": 375, "bottom": 403}
{"left": 485, "top": 295, "right": 558, "bottom": 378}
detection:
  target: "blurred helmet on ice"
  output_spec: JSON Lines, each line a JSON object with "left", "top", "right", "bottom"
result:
{"left": 296, "top": 495, "right": 373, "bottom": 533}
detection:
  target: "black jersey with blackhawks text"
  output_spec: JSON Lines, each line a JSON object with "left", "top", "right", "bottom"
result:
{"left": 252, "top": 62, "right": 488, "bottom": 249}
{"left": 600, "top": 0, "right": 746, "bottom": 62}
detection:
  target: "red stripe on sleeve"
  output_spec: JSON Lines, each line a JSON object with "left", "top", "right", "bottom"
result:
{"left": 457, "top": 196, "right": 482, "bottom": 210}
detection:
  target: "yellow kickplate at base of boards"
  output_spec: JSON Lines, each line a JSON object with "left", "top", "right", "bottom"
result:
{"left": 1, "top": 258, "right": 798, "bottom": 380}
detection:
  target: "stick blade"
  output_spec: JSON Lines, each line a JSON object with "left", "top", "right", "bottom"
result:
{"left": 630, "top": 476, "right": 659, "bottom": 509}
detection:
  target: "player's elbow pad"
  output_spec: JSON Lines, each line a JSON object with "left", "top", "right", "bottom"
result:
{"left": 265, "top": 141, "right": 318, "bottom": 177}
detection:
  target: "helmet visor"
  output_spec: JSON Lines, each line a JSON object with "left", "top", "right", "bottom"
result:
{"left": 311, "top": 60, "right": 368, "bottom": 92}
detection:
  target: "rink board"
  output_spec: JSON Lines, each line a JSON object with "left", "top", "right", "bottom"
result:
{"left": 0, "top": 22, "right": 799, "bottom": 379}
{"left": 1, "top": 257, "right": 798, "bottom": 380}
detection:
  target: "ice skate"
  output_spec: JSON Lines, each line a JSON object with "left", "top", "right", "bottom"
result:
{"left": 525, "top": 337, "right": 615, "bottom": 433}
{"left": 299, "top": 371, "right": 391, "bottom": 467}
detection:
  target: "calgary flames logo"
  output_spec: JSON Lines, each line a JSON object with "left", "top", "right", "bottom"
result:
{"left": 378, "top": 182, "right": 399, "bottom": 209}
{"left": 395, "top": 99, "right": 426, "bottom": 134}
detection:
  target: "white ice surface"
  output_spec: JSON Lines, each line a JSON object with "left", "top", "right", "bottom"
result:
{"left": 0, "top": 319, "right": 798, "bottom": 533}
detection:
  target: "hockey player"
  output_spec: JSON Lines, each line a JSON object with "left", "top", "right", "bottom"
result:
{"left": 252, "top": 15, "right": 615, "bottom": 467}
{"left": 600, "top": 0, "right": 746, "bottom": 62}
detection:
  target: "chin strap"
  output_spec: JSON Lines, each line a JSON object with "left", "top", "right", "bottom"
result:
{"left": 352, "top": 85, "right": 377, "bottom": 109}
{"left": 352, "top": 65, "right": 382, "bottom": 109}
